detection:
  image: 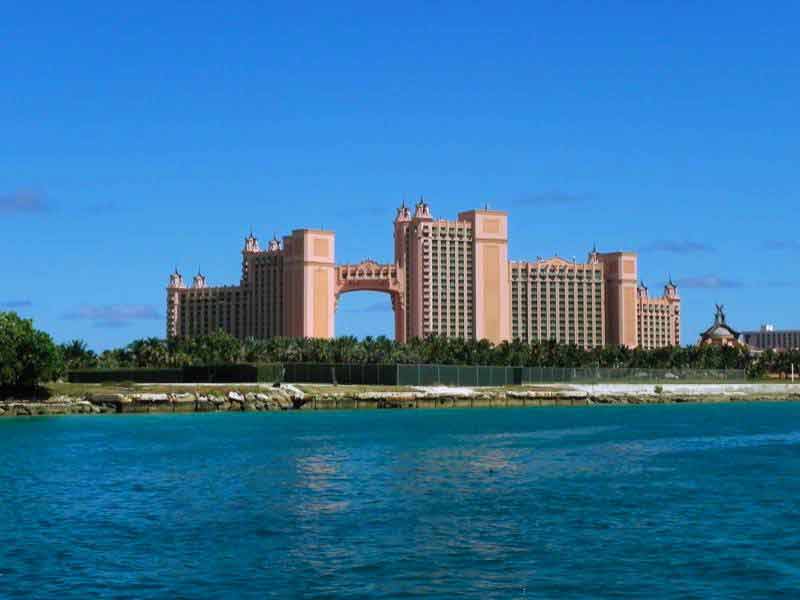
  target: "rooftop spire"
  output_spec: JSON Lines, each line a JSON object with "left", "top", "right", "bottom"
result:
{"left": 714, "top": 304, "right": 727, "bottom": 325}
{"left": 396, "top": 200, "right": 412, "bottom": 223}
{"left": 268, "top": 234, "right": 281, "bottom": 252}
{"left": 169, "top": 267, "right": 185, "bottom": 288}
{"left": 413, "top": 197, "right": 432, "bottom": 219}
{"left": 244, "top": 229, "right": 260, "bottom": 252}
{"left": 192, "top": 268, "right": 207, "bottom": 289}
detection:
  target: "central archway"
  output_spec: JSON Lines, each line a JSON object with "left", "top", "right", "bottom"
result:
{"left": 335, "top": 260, "right": 406, "bottom": 342}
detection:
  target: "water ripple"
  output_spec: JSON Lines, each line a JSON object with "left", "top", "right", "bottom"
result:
{"left": 1, "top": 405, "right": 799, "bottom": 598}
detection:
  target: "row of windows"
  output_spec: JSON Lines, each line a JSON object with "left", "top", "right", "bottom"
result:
{"left": 512, "top": 273, "right": 603, "bottom": 281}
{"left": 421, "top": 228, "right": 473, "bottom": 239}
{"left": 511, "top": 286, "right": 602, "bottom": 293}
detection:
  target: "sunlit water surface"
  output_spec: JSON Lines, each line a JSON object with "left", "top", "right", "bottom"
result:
{"left": 2, "top": 404, "right": 800, "bottom": 599}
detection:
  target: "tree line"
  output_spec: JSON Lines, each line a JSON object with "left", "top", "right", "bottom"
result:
{"left": 63, "top": 331, "right": 757, "bottom": 371}
{"left": 2, "top": 311, "right": 799, "bottom": 389}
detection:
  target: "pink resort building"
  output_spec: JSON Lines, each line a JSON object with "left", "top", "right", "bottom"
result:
{"left": 167, "top": 201, "right": 681, "bottom": 349}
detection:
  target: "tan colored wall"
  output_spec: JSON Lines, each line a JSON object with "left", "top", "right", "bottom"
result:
{"left": 282, "top": 229, "right": 336, "bottom": 339}
{"left": 598, "top": 252, "right": 639, "bottom": 348}
{"left": 305, "top": 231, "right": 335, "bottom": 339}
{"left": 483, "top": 245, "right": 502, "bottom": 341}
{"left": 313, "top": 268, "right": 330, "bottom": 338}
{"left": 459, "top": 210, "right": 510, "bottom": 344}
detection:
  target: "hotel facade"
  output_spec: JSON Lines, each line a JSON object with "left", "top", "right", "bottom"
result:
{"left": 741, "top": 325, "right": 800, "bottom": 351}
{"left": 167, "top": 202, "right": 680, "bottom": 348}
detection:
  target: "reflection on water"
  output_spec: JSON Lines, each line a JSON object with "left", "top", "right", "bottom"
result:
{"left": 453, "top": 425, "right": 623, "bottom": 445}
{"left": 1, "top": 405, "right": 800, "bottom": 599}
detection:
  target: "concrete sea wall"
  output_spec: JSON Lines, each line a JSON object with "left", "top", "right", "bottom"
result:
{"left": 2, "top": 383, "right": 800, "bottom": 417}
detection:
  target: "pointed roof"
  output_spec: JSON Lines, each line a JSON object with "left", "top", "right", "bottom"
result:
{"left": 413, "top": 197, "right": 432, "bottom": 219}
{"left": 395, "top": 200, "right": 411, "bottom": 222}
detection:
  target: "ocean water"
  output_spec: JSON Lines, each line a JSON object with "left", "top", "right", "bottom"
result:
{"left": 1, "top": 404, "right": 799, "bottom": 599}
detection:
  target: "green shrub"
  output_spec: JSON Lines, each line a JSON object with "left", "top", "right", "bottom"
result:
{"left": 0, "top": 312, "right": 63, "bottom": 388}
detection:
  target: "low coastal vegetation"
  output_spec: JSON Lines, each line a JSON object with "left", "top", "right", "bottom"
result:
{"left": 1, "top": 311, "right": 798, "bottom": 395}
{"left": 0, "top": 312, "right": 62, "bottom": 393}
{"left": 58, "top": 329, "right": 760, "bottom": 371}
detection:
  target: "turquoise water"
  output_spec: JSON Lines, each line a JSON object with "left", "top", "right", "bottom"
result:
{"left": 1, "top": 405, "right": 800, "bottom": 599}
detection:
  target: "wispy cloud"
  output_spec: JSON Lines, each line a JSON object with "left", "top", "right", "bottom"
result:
{"left": 63, "top": 304, "right": 162, "bottom": 328}
{"left": 514, "top": 191, "right": 583, "bottom": 206}
{"left": 363, "top": 301, "right": 392, "bottom": 313}
{"left": 676, "top": 275, "right": 744, "bottom": 289}
{"left": 0, "top": 300, "right": 32, "bottom": 309}
{"left": 0, "top": 191, "right": 49, "bottom": 215}
{"left": 342, "top": 301, "right": 393, "bottom": 313}
{"left": 640, "top": 240, "right": 714, "bottom": 254}
{"left": 762, "top": 240, "right": 800, "bottom": 251}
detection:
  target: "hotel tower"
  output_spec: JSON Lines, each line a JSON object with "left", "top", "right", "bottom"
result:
{"left": 167, "top": 201, "right": 680, "bottom": 348}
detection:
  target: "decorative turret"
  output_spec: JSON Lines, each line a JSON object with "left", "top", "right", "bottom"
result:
{"left": 664, "top": 275, "right": 679, "bottom": 299}
{"left": 268, "top": 235, "right": 282, "bottom": 253}
{"left": 395, "top": 201, "right": 411, "bottom": 223}
{"left": 244, "top": 231, "right": 260, "bottom": 253}
{"left": 192, "top": 269, "right": 207, "bottom": 289}
{"left": 637, "top": 280, "right": 649, "bottom": 298}
{"left": 588, "top": 242, "right": 599, "bottom": 264}
{"left": 394, "top": 202, "right": 412, "bottom": 272}
{"left": 414, "top": 197, "right": 432, "bottom": 219}
{"left": 168, "top": 268, "right": 185, "bottom": 289}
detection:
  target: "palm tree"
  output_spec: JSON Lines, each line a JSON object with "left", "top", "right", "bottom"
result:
{"left": 60, "top": 339, "right": 98, "bottom": 370}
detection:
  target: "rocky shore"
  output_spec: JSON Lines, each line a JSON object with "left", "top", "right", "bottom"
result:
{"left": 1, "top": 383, "right": 800, "bottom": 417}
{"left": 0, "top": 388, "right": 299, "bottom": 417}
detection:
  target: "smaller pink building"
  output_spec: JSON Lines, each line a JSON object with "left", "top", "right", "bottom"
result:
{"left": 636, "top": 279, "right": 681, "bottom": 349}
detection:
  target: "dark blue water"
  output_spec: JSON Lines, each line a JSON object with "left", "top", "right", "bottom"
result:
{"left": 1, "top": 405, "right": 800, "bottom": 599}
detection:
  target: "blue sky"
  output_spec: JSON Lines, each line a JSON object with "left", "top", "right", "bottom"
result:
{"left": 2, "top": 1, "right": 798, "bottom": 350}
